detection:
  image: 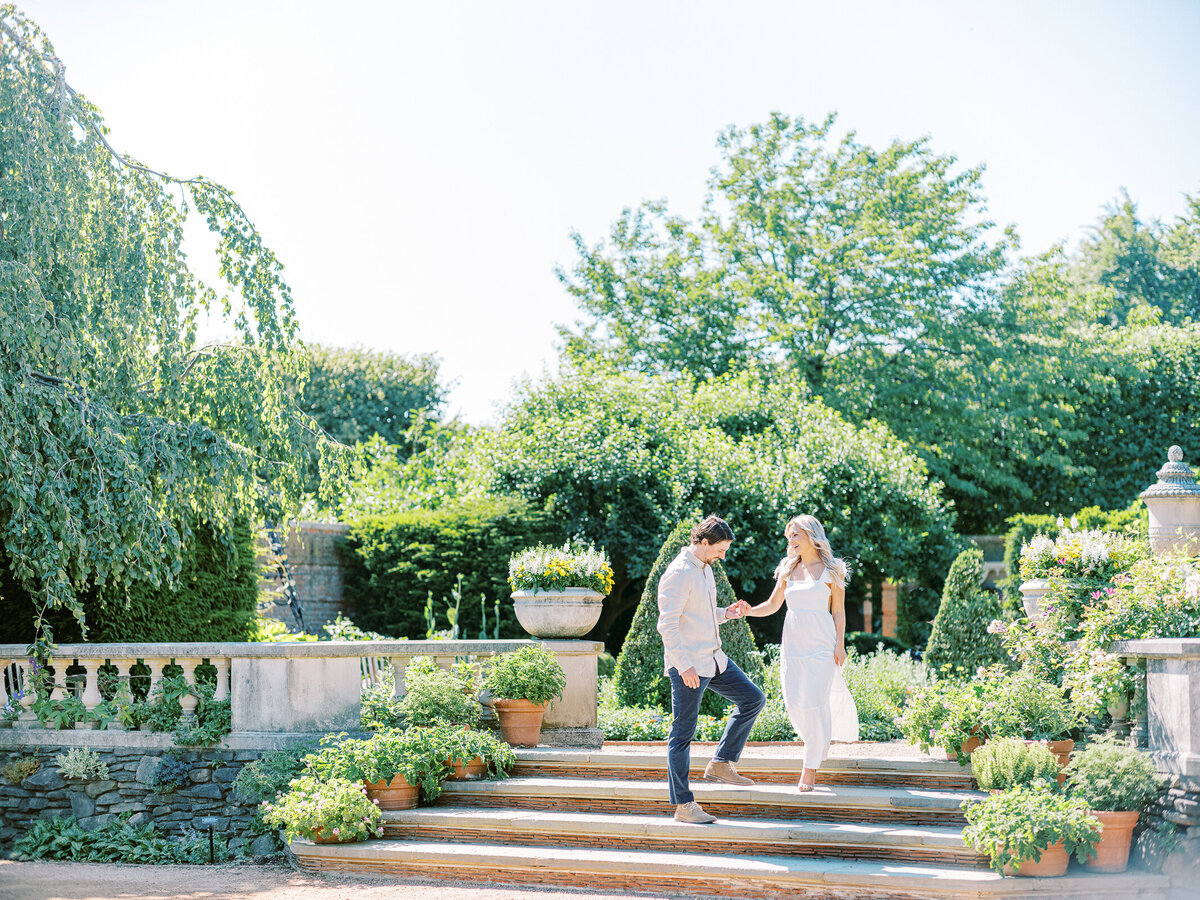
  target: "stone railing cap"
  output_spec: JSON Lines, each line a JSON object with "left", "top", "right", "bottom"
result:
{"left": 0, "top": 639, "right": 605, "bottom": 659}
{"left": 1110, "top": 638, "right": 1200, "bottom": 659}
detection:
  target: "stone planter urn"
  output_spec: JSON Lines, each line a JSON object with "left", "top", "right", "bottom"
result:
{"left": 1140, "top": 445, "right": 1200, "bottom": 557}
{"left": 511, "top": 588, "right": 604, "bottom": 638}
{"left": 1019, "top": 578, "right": 1052, "bottom": 621}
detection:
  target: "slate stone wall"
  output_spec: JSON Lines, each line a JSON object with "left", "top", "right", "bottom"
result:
{"left": 0, "top": 744, "right": 279, "bottom": 856}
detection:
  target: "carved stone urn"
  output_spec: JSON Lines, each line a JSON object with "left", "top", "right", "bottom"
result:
{"left": 1139, "top": 445, "right": 1200, "bottom": 557}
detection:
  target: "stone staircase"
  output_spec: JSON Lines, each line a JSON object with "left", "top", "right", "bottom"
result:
{"left": 290, "top": 746, "right": 1171, "bottom": 899}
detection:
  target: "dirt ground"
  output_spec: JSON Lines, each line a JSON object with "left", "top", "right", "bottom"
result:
{"left": 0, "top": 859, "right": 688, "bottom": 900}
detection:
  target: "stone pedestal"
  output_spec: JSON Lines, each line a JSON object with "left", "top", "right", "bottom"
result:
{"left": 230, "top": 656, "right": 361, "bottom": 733}
{"left": 1111, "top": 639, "right": 1200, "bottom": 778}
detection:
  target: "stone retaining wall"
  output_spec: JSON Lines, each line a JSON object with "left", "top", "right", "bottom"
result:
{"left": 0, "top": 743, "right": 280, "bottom": 855}
{"left": 1141, "top": 773, "right": 1200, "bottom": 890}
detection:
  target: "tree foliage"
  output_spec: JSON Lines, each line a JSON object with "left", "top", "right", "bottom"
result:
{"left": 613, "top": 519, "right": 764, "bottom": 716}
{"left": 0, "top": 9, "right": 346, "bottom": 654}
{"left": 481, "top": 366, "right": 960, "bottom": 643}
{"left": 300, "top": 344, "right": 446, "bottom": 450}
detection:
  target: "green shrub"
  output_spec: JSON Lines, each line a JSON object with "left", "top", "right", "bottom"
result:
{"left": 900, "top": 677, "right": 986, "bottom": 763}
{"left": 233, "top": 749, "right": 308, "bottom": 806}
{"left": 398, "top": 662, "right": 479, "bottom": 728}
{"left": 747, "top": 698, "right": 795, "bottom": 741}
{"left": 844, "top": 632, "right": 909, "bottom": 657}
{"left": 340, "top": 497, "right": 563, "bottom": 638}
{"left": 842, "top": 648, "right": 928, "bottom": 741}
{"left": 970, "top": 738, "right": 1060, "bottom": 791}
{"left": 978, "top": 665, "right": 1081, "bottom": 741}
{"left": 598, "top": 705, "right": 672, "bottom": 741}
{"left": 261, "top": 775, "right": 383, "bottom": 844}
{"left": 923, "top": 549, "right": 1009, "bottom": 677}
{"left": 54, "top": 748, "right": 108, "bottom": 781}
{"left": 361, "top": 668, "right": 403, "bottom": 731}
{"left": 0, "top": 519, "right": 259, "bottom": 643}
{"left": 613, "top": 519, "right": 764, "bottom": 717}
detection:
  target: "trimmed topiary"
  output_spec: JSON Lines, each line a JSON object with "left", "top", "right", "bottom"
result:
{"left": 613, "top": 518, "right": 764, "bottom": 717}
{"left": 923, "top": 548, "right": 1009, "bottom": 677}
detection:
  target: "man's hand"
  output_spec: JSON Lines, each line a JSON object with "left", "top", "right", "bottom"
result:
{"left": 680, "top": 666, "right": 700, "bottom": 689}
{"left": 724, "top": 600, "right": 751, "bottom": 620}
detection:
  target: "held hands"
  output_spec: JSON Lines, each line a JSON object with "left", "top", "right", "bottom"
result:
{"left": 724, "top": 599, "right": 752, "bottom": 620}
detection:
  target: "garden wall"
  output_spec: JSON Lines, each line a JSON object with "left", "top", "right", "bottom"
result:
{"left": 0, "top": 734, "right": 301, "bottom": 854}
{"left": 258, "top": 522, "right": 353, "bottom": 631}
{"left": 1143, "top": 774, "right": 1200, "bottom": 885}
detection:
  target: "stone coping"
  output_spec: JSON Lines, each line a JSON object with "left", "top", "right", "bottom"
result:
{"left": 0, "top": 729, "right": 325, "bottom": 751}
{"left": 381, "top": 807, "right": 972, "bottom": 850}
{"left": 1111, "top": 638, "right": 1200, "bottom": 659}
{"left": 520, "top": 747, "right": 970, "bottom": 775}
{"left": 290, "top": 838, "right": 1168, "bottom": 896}
{"left": 439, "top": 776, "right": 985, "bottom": 809}
{"left": 0, "top": 639, "right": 604, "bottom": 659}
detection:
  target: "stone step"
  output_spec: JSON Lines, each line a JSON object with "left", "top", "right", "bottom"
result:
{"left": 513, "top": 747, "right": 976, "bottom": 789}
{"left": 291, "top": 838, "right": 1170, "bottom": 900}
{"left": 437, "top": 776, "right": 985, "bottom": 826}
{"left": 381, "top": 806, "right": 989, "bottom": 868}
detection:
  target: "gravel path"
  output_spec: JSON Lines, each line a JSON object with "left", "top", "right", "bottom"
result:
{"left": 0, "top": 860, "right": 688, "bottom": 900}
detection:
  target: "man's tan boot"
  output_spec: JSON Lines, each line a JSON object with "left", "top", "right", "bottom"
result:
{"left": 674, "top": 801, "right": 717, "bottom": 824}
{"left": 703, "top": 759, "right": 754, "bottom": 786}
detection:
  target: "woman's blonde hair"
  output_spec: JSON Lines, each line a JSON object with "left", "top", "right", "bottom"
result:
{"left": 773, "top": 514, "right": 849, "bottom": 589}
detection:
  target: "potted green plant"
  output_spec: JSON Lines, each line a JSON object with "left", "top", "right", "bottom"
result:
{"left": 425, "top": 723, "right": 516, "bottom": 781}
{"left": 970, "top": 738, "right": 1059, "bottom": 792}
{"left": 978, "top": 666, "right": 1080, "bottom": 778}
{"left": 0, "top": 700, "right": 18, "bottom": 728}
{"left": 508, "top": 543, "right": 614, "bottom": 638}
{"left": 261, "top": 774, "right": 383, "bottom": 844}
{"left": 1064, "top": 735, "right": 1163, "bottom": 873}
{"left": 483, "top": 644, "right": 567, "bottom": 747}
{"left": 304, "top": 728, "right": 448, "bottom": 810}
{"left": 963, "top": 783, "right": 1102, "bottom": 877}
{"left": 899, "top": 678, "right": 984, "bottom": 764}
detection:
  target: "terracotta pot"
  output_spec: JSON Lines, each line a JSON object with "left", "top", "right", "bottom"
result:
{"left": 1084, "top": 809, "right": 1139, "bottom": 873}
{"left": 1002, "top": 841, "right": 1069, "bottom": 877}
{"left": 310, "top": 825, "right": 360, "bottom": 844}
{"left": 493, "top": 698, "right": 545, "bottom": 748}
{"left": 362, "top": 773, "right": 419, "bottom": 810}
{"left": 445, "top": 756, "right": 486, "bottom": 781}
{"left": 1022, "top": 738, "right": 1074, "bottom": 785}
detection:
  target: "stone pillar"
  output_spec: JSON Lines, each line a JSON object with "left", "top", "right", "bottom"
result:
{"left": 861, "top": 599, "right": 873, "bottom": 633}
{"left": 231, "top": 655, "right": 362, "bottom": 733}
{"left": 1140, "top": 445, "right": 1200, "bottom": 557}
{"left": 0, "top": 659, "right": 8, "bottom": 709}
{"left": 212, "top": 658, "right": 231, "bottom": 702}
{"left": 177, "top": 658, "right": 200, "bottom": 720}
{"left": 144, "top": 657, "right": 167, "bottom": 699}
{"left": 881, "top": 582, "right": 898, "bottom": 639}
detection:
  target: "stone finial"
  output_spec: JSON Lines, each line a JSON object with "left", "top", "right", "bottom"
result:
{"left": 1169, "top": 445, "right": 1184, "bottom": 463}
{"left": 1141, "top": 445, "right": 1200, "bottom": 499}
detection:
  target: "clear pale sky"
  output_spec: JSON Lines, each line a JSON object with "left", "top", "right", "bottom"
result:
{"left": 18, "top": 1, "right": 1200, "bottom": 424}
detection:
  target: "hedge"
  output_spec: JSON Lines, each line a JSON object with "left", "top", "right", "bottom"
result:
{"left": 0, "top": 520, "right": 259, "bottom": 644}
{"left": 923, "top": 548, "right": 1009, "bottom": 676}
{"left": 613, "top": 518, "right": 764, "bottom": 717}
{"left": 339, "top": 497, "right": 564, "bottom": 639}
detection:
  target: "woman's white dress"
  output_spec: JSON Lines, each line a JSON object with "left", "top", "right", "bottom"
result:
{"left": 780, "top": 568, "right": 860, "bottom": 769}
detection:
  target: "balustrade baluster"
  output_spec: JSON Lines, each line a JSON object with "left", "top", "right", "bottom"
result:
{"left": 212, "top": 657, "right": 230, "bottom": 702}
{"left": 80, "top": 658, "right": 103, "bottom": 715}
{"left": 16, "top": 662, "right": 37, "bottom": 726}
{"left": 0, "top": 659, "right": 9, "bottom": 710}
{"left": 390, "top": 656, "right": 409, "bottom": 700}
{"left": 177, "top": 658, "right": 200, "bottom": 720}
{"left": 145, "top": 657, "right": 167, "bottom": 699}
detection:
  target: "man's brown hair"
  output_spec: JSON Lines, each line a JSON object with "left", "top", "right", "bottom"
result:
{"left": 691, "top": 515, "right": 734, "bottom": 545}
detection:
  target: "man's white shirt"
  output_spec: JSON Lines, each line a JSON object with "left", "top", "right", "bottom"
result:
{"left": 656, "top": 547, "right": 733, "bottom": 677}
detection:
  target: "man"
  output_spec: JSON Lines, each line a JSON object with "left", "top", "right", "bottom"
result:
{"left": 657, "top": 514, "right": 765, "bottom": 824}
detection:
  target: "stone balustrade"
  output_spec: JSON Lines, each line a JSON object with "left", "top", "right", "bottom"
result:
{"left": 0, "top": 639, "right": 603, "bottom": 739}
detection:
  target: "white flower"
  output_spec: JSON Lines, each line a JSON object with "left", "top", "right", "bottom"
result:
{"left": 1184, "top": 573, "right": 1200, "bottom": 601}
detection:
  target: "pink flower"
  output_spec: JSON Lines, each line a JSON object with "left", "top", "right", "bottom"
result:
{"left": 331, "top": 828, "right": 340, "bottom": 836}
{"left": 1090, "top": 590, "right": 1103, "bottom": 600}
{"left": 376, "top": 827, "right": 384, "bottom": 836}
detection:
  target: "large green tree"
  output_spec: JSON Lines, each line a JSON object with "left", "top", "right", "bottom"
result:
{"left": 481, "top": 366, "right": 960, "bottom": 646}
{"left": 300, "top": 345, "right": 446, "bottom": 451}
{"left": 0, "top": 8, "right": 345, "bottom": 655}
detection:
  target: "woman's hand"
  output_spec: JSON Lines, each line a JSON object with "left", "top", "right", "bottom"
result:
{"left": 834, "top": 645, "right": 847, "bottom": 666}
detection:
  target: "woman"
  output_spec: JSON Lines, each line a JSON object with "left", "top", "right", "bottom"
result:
{"left": 746, "top": 515, "right": 859, "bottom": 790}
